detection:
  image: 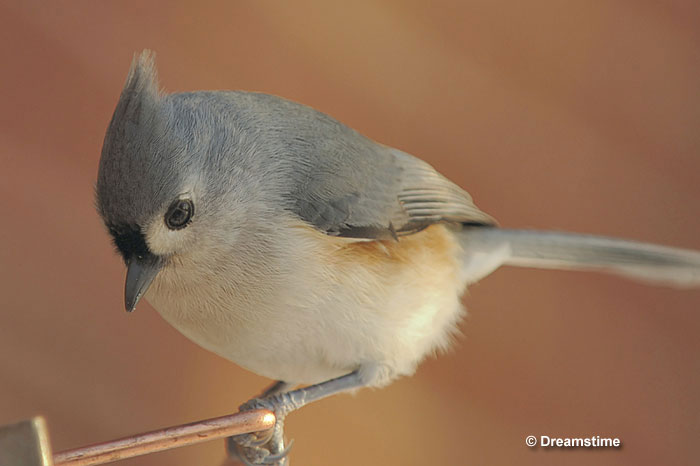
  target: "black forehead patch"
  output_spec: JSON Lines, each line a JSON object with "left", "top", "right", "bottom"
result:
{"left": 107, "top": 223, "right": 152, "bottom": 263}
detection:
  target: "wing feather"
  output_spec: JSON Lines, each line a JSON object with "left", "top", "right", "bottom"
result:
{"left": 288, "top": 141, "right": 496, "bottom": 240}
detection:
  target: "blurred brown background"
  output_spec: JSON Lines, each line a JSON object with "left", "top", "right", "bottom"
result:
{"left": 1, "top": 1, "right": 699, "bottom": 465}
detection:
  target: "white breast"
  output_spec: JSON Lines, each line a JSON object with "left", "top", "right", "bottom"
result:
{"left": 146, "top": 222, "right": 469, "bottom": 387}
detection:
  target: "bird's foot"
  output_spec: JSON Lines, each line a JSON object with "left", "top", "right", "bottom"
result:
{"left": 228, "top": 397, "right": 294, "bottom": 466}
{"left": 227, "top": 372, "right": 365, "bottom": 465}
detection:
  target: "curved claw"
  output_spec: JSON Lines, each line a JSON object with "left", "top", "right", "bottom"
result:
{"left": 236, "top": 448, "right": 263, "bottom": 466}
{"left": 244, "top": 429, "right": 276, "bottom": 448}
{"left": 260, "top": 439, "right": 294, "bottom": 465}
{"left": 227, "top": 428, "right": 274, "bottom": 449}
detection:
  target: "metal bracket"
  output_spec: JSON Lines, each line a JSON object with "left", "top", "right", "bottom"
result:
{"left": 0, "top": 418, "right": 53, "bottom": 466}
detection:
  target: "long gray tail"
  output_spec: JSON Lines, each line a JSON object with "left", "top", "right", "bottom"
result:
{"left": 459, "top": 227, "right": 700, "bottom": 288}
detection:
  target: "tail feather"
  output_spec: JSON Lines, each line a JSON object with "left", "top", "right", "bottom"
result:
{"left": 459, "top": 227, "right": 700, "bottom": 288}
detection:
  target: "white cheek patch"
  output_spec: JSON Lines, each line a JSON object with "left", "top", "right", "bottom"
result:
{"left": 144, "top": 216, "right": 195, "bottom": 256}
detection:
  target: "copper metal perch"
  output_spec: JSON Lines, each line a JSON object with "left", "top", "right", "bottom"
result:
{"left": 0, "top": 410, "right": 276, "bottom": 466}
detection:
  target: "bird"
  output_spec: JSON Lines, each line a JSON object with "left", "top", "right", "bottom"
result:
{"left": 96, "top": 51, "right": 700, "bottom": 465}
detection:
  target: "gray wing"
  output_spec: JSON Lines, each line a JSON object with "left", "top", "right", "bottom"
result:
{"left": 288, "top": 144, "right": 496, "bottom": 240}
{"left": 229, "top": 91, "right": 495, "bottom": 239}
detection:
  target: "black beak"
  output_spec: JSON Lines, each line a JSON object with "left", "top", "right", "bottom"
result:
{"left": 124, "top": 253, "right": 163, "bottom": 312}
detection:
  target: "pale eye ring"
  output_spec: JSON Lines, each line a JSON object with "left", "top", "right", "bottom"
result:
{"left": 165, "top": 198, "right": 194, "bottom": 230}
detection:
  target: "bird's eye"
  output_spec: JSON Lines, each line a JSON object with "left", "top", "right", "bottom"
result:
{"left": 165, "top": 198, "right": 194, "bottom": 230}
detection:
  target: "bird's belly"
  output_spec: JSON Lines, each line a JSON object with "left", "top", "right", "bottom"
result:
{"left": 146, "top": 224, "right": 468, "bottom": 386}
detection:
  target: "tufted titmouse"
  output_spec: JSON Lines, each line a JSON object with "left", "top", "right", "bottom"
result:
{"left": 96, "top": 51, "right": 700, "bottom": 464}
